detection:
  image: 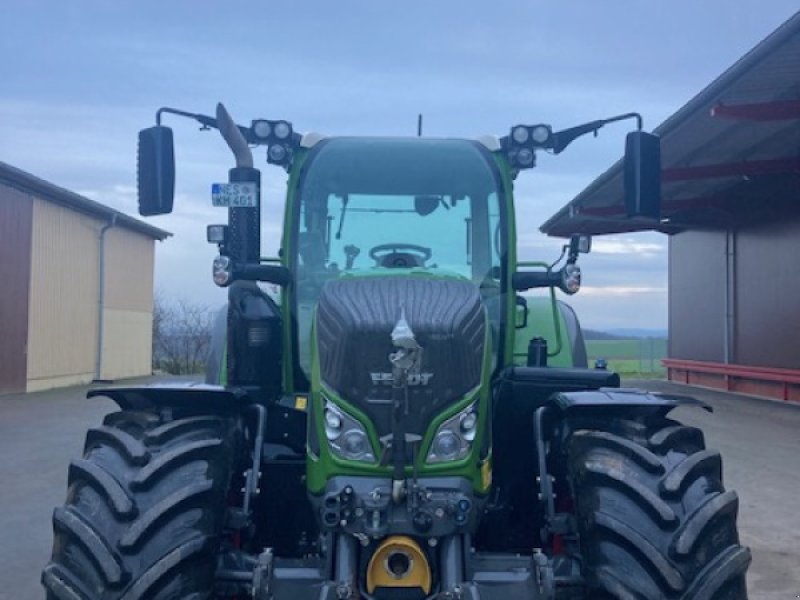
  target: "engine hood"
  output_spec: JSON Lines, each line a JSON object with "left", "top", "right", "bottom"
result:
{"left": 314, "top": 276, "right": 486, "bottom": 436}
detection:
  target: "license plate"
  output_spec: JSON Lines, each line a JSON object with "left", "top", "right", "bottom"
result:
{"left": 211, "top": 182, "right": 258, "bottom": 207}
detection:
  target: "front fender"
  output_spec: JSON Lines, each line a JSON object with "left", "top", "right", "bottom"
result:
{"left": 551, "top": 387, "right": 711, "bottom": 414}
{"left": 87, "top": 383, "right": 245, "bottom": 412}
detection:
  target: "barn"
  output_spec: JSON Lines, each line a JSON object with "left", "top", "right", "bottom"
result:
{"left": 541, "top": 12, "right": 800, "bottom": 402}
{"left": 0, "top": 162, "right": 170, "bottom": 394}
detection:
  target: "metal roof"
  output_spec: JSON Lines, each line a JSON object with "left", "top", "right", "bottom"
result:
{"left": 0, "top": 161, "right": 171, "bottom": 241}
{"left": 541, "top": 10, "right": 800, "bottom": 237}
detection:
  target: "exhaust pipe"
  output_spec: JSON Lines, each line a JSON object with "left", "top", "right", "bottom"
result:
{"left": 216, "top": 102, "right": 253, "bottom": 168}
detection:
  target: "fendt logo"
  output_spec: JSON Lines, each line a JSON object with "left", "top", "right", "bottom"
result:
{"left": 370, "top": 372, "right": 434, "bottom": 386}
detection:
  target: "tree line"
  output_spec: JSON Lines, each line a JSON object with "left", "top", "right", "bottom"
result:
{"left": 152, "top": 294, "right": 216, "bottom": 375}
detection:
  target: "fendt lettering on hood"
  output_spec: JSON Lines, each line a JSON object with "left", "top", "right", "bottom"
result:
{"left": 369, "top": 372, "right": 434, "bottom": 386}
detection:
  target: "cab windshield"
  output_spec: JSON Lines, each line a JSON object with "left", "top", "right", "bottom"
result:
{"left": 292, "top": 137, "right": 505, "bottom": 378}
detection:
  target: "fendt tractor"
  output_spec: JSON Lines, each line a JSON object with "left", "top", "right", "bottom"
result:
{"left": 43, "top": 104, "right": 750, "bottom": 600}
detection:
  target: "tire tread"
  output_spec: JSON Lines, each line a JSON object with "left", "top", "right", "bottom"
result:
{"left": 566, "top": 415, "right": 749, "bottom": 599}
{"left": 42, "top": 563, "right": 91, "bottom": 600}
{"left": 68, "top": 459, "right": 135, "bottom": 518}
{"left": 52, "top": 506, "right": 125, "bottom": 586}
{"left": 131, "top": 438, "right": 223, "bottom": 490}
{"left": 85, "top": 426, "right": 150, "bottom": 465}
{"left": 44, "top": 412, "right": 237, "bottom": 600}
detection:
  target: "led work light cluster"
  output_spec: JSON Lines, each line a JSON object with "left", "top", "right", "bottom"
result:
{"left": 249, "top": 119, "right": 296, "bottom": 168}
{"left": 505, "top": 124, "right": 553, "bottom": 170}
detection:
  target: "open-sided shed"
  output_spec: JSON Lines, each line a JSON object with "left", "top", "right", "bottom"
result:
{"left": 541, "top": 11, "right": 800, "bottom": 401}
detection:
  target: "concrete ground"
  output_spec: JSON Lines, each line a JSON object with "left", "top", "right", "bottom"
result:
{"left": 1, "top": 379, "right": 797, "bottom": 599}
{"left": 627, "top": 379, "right": 800, "bottom": 600}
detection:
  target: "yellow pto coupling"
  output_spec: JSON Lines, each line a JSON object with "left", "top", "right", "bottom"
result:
{"left": 366, "top": 536, "right": 431, "bottom": 595}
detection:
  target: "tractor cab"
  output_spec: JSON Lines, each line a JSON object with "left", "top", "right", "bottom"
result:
{"left": 289, "top": 137, "right": 507, "bottom": 380}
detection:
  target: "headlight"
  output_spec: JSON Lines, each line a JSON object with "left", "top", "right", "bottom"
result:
{"left": 341, "top": 430, "right": 370, "bottom": 459}
{"left": 561, "top": 263, "right": 581, "bottom": 295}
{"left": 460, "top": 412, "right": 477, "bottom": 441}
{"left": 433, "top": 431, "right": 460, "bottom": 460}
{"left": 212, "top": 255, "right": 233, "bottom": 287}
{"left": 323, "top": 400, "right": 375, "bottom": 463}
{"left": 324, "top": 406, "right": 343, "bottom": 439}
{"left": 426, "top": 402, "right": 478, "bottom": 463}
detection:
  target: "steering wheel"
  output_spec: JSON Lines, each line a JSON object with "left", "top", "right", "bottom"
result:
{"left": 369, "top": 243, "right": 432, "bottom": 268}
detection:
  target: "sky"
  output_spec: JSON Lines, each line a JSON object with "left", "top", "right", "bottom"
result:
{"left": 1, "top": 1, "right": 798, "bottom": 330}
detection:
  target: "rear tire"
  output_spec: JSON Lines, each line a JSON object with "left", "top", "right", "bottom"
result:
{"left": 42, "top": 411, "right": 239, "bottom": 599}
{"left": 565, "top": 415, "right": 750, "bottom": 599}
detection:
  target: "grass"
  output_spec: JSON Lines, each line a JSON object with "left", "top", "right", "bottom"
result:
{"left": 586, "top": 339, "right": 667, "bottom": 377}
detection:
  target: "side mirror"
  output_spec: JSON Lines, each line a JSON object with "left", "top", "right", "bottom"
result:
{"left": 624, "top": 131, "right": 661, "bottom": 220}
{"left": 137, "top": 126, "right": 175, "bottom": 216}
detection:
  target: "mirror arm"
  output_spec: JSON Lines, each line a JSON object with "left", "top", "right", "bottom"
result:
{"left": 155, "top": 106, "right": 253, "bottom": 148}
{"left": 551, "top": 112, "right": 644, "bottom": 154}
{"left": 237, "top": 263, "right": 291, "bottom": 286}
{"left": 552, "top": 120, "right": 605, "bottom": 154}
{"left": 156, "top": 106, "right": 216, "bottom": 128}
{"left": 512, "top": 270, "right": 562, "bottom": 291}
{"left": 603, "top": 111, "right": 643, "bottom": 131}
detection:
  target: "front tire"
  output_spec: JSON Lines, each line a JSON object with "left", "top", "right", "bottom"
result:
{"left": 43, "top": 411, "right": 239, "bottom": 599}
{"left": 565, "top": 415, "right": 750, "bottom": 599}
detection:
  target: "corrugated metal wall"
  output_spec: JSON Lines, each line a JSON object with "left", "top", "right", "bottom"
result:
{"left": 669, "top": 216, "right": 800, "bottom": 370}
{"left": 100, "top": 227, "right": 155, "bottom": 380}
{"left": 735, "top": 219, "right": 800, "bottom": 369}
{"left": 0, "top": 185, "right": 33, "bottom": 394}
{"left": 668, "top": 230, "right": 726, "bottom": 363}
{"left": 25, "top": 198, "right": 156, "bottom": 392}
{"left": 26, "top": 199, "right": 101, "bottom": 391}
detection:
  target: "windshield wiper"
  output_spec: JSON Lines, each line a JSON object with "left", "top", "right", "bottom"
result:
{"left": 335, "top": 195, "right": 349, "bottom": 240}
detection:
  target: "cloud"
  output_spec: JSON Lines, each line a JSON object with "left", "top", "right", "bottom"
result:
{"left": 590, "top": 238, "right": 664, "bottom": 257}
{"left": 579, "top": 285, "right": 666, "bottom": 297}
{"left": 76, "top": 184, "right": 138, "bottom": 213}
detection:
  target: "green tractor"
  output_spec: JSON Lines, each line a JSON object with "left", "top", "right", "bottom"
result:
{"left": 43, "top": 104, "right": 750, "bottom": 599}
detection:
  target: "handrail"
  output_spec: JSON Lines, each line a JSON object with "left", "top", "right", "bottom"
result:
{"left": 516, "top": 261, "right": 563, "bottom": 358}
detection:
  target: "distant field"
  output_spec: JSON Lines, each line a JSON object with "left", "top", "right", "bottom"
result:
{"left": 585, "top": 338, "right": 667, "bottom": 375}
